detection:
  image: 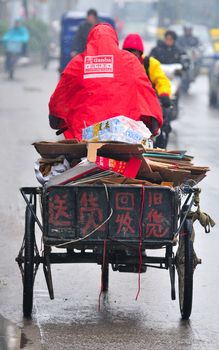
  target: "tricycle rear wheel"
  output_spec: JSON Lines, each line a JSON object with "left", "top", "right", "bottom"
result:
{"left": 176, "top": 218, "right": 194, "bottom": 320}
{"left": 23, "top": 205, "right": 35, "bottom": 318}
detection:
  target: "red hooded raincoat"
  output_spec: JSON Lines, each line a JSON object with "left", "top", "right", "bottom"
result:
{"left": 49, "top": 24, "right": 162, "bottom": 140}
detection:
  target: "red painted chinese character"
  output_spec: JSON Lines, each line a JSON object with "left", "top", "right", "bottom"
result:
{"left": 80, "top": 192, "right": 99, "bottom": 208}
{"left": 49, "top": 194, "right": 71, "bottom": 227}
{"left": 148, "top": 192, "right": 163, "bottom": 207}
{"left": 116, "top": 192, "right": 134, "bottom": 210}
{"left": 145, "top": 209, "right": 169, "bottom": 238}
{"left": 116, "top": 212, "right": 135, "bottom": 234}
{"left": 147, "top": 209, "right": 163, "bottom": 223}
{"left": 79, "top": 192, "right": 104, "bottom": 235}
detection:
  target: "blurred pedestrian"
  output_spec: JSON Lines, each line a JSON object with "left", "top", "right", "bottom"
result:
{"left": 72, "top": 8, "right": 99, "bottom": 55}
{"left": 123, "top": 33, "right": 171, "bottom": 108}
{"left": 2, "top": 18, "right": 29, "bottom": 78}
{"left": 3, "top": 19, "right": 29, "bottom": 57}
{"left": 49, "top": 24, "right": 162, "bottom": 140}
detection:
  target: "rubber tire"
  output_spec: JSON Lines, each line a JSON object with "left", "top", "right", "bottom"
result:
{"left": 154, "top": 131, "right": 168, "bottom": 149}
{"left": 170, "top": 100, "right": 179, "bottom": 121}
{"left": 23, "top": 205, "right": 35, "bottom": 318}
{"left": 9, "top": 67, "right": 14, "bottom": 80}
{"left": 178, "top": 219, "right": 194, "bottom": 320}
{"left": 101, "top": 262, "right": 109, "bottom": 292}
{"left": 209, "top": 91, "right": 218, "bottom": 107}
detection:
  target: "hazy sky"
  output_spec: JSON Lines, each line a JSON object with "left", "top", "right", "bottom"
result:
{"left": 75, "top": 0, "right": 114, "bottom": 14}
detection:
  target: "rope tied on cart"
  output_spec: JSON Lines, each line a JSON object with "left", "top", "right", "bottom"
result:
{"left": 188, "top": 189, "right": 215, "bottom": 238}
{"left": 173, "top": 187, "right": 215, "bottom": 242}
{"left": 135, "top": 186, "right": 145, "bottom": 301}
{"left": 55, "top": 184, "right": 113, "bottom": 247}
{"left": 98, "top": 239, "right": 107, "bottom": 311}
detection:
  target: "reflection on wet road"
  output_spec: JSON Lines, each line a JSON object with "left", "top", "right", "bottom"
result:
{"left": 0, "top": 66, "right": 218, "bottom": 349}
{"left": 0, "top": 316, "right": 21, "bottom": 350}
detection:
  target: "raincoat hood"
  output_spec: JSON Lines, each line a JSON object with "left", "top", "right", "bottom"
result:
{"left": 122, "top": 33, "right": 144, "bottom": 53}
{"left": 86, "top": 23, "right": 119, "bottom": 51}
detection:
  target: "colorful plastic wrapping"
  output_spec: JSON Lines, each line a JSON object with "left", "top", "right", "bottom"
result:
{"left": 82, "top": 116, "right": 152, "bottom": 146}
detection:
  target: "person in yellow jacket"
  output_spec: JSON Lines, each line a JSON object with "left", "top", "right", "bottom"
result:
{"left": 122, "top": 33, "right": 171, "bottom": 108}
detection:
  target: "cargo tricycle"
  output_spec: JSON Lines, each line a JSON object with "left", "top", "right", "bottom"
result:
{"left": 16, "top": 182, "right": 201, "bottom": 319}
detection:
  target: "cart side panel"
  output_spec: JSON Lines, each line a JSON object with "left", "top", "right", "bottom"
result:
{"left": 43, "top": 187, "right": 77, "bottom": 239}
{"left": 43, "top": 185, "right": 179, "bottom": 244}
{"left": 142, "top": 188, "right": 177, "bottom": 241}
{"left": 76, "top": 186, "right": 109, "bottom": 240}
{"left": 109, "top": 187, "right": 141, "bottom": 240}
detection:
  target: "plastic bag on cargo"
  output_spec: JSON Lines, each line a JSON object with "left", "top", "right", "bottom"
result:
{"left": 82, "top": 116, "right": 152, "bottom": 146}
{"left": 34, "top": 156, "right": 70, "bottom": 185}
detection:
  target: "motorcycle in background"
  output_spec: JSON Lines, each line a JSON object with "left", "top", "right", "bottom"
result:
{"left": 161, "top": 63, "right": 183, "bottom": 120}
{"left": 187, "top": 47, "right": 202, "bottom": 79}
{"left": 180, "top": 49, "right": 201, "bottom": 93}
{"left": 154, "top": 63, "right": 184, "bottom": 149}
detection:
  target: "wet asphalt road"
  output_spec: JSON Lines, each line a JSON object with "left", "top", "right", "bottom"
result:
{"left": 0, "top": 64, "right": 219, "bottom": 350}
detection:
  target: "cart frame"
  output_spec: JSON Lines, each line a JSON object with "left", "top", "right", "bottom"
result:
{"left": 16, "top": 184, "right": 201, "bottom": 319}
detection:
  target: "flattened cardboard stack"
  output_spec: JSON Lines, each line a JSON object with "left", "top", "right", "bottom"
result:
{"left": 33, "top": 140, "right": 209, "bottom": 187}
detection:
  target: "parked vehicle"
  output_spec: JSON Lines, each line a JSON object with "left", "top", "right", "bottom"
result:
{"left": 209, "top": 54, "right": 219, "bottom": 107}
{"left": 59, "top": 11, "right": 115, "bottom": 73}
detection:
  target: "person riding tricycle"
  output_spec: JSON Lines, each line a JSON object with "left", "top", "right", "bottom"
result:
{"left": 50, "top": 24, "right": 163, "bottom": 140}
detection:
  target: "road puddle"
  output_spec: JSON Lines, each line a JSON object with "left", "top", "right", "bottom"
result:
{"left": 0, "top": 315, "right": 21, "bottom": 350}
